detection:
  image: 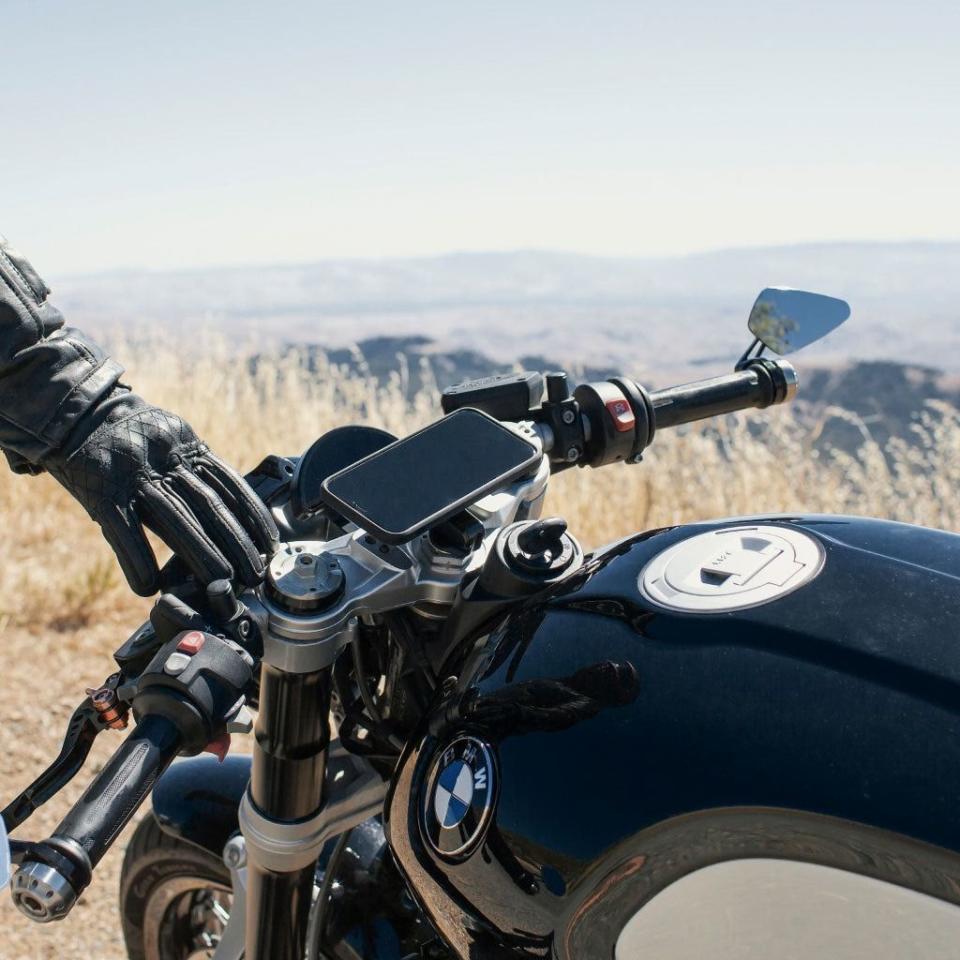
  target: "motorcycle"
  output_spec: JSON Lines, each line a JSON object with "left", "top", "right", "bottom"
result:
{"left": 7, "top": 286, "right": 959, "bottom": 960}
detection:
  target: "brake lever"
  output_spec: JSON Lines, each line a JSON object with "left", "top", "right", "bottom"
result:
{"left": 1, "top": 674, "right": 128, "bottom": 833}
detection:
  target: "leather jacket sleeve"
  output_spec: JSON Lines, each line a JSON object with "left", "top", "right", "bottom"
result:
{"left": 0, "top": 236, "right": 123, "bottom": 473}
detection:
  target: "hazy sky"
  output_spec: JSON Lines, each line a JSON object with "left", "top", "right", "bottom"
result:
{"left": 3, "top": 0, "right": 958, "bottom": 274}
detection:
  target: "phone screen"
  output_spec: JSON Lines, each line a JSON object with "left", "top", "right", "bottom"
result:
{"left": 320, "top": 408, "right": 539, "bottom": 543}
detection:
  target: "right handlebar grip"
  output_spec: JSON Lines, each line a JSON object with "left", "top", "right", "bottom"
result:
{"left": 648, "top": 358, "right": 798, "bottom": 430}
{"left": 11, "top": 714, "right": 182, "bottom": 922}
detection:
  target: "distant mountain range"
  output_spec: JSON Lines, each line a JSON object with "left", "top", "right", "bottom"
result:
{"left": 53, "top": 242, "right": 960, "bottom": 382}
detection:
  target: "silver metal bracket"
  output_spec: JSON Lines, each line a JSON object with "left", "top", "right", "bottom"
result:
{"left": 260, "top": 532, "right": 468, "bottom": 649}
{"left": 240, "top": 447, "right": 550, "bottom": 671}
{"left": 264, "top": 611, "right": 358, "bottom": 674}
{"left": 211, "top": 836, "right": 247, "bottom": 960}
{"left": 238, "top": 739, "right": 387, "bottom": 874}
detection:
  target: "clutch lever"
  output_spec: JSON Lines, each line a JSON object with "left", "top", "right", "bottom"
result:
{"left": 3, "top": 580, "right": 259, "bottom": 838}
{"left": 1, "top": 674, "right": 128, "bottom": 833}
{"left": 3, "top": 573, "right": 265, "bottom": 837}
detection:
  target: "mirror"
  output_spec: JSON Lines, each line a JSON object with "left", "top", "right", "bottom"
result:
{"left": 747, "top": 288, "right": 850, "bottom": 355}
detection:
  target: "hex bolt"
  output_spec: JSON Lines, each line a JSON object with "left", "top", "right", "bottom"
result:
{"left": 562, "top": 409, "right": 576, "bottom": 425}
{"left": 223, "top": 835, "right": 247, "bottom": 870}
{"left": 566, "top": 446, "right": 579, "bottom": 462}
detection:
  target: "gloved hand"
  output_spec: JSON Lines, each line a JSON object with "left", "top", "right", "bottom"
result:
{"left": 46, "top": 390, "right": 279, "bottom": 597}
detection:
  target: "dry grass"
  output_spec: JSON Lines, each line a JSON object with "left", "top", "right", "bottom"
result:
{"left": 1, "top": 338, "right": 958, "bottom": 639}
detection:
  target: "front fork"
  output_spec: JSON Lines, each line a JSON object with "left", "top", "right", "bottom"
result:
{"left": 244, "top": 663, "right": 332, "bottom": 959}
{"left": 234, "top": 618, "right": 387, "bottom": 960}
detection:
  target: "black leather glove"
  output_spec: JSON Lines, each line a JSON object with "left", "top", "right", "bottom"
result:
{"left": 0, "top": 234, "right": 276, "bottom": 597}
{"left": 0, "top": 235, "right": 123, "bottom": 471}
{"left": 46, "top": 390, "right": 279, "bottom": 597}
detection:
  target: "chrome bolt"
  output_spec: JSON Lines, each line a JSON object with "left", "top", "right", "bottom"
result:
{"left": 562, "top": 409, "right": 576, "bottom": 425}
{"left": 223, "top": 835, "right": 247, "bottom": 871}
{"left": 566, "top": 446, "right": 579, "bottom": 462}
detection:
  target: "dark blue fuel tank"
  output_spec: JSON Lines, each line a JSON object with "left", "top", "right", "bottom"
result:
{"left": 385, "top": 514, "right": 960, "bottom": 959}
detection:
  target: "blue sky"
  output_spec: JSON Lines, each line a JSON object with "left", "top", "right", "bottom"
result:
{"left": 3, "top": 0, "right": 958, "bottom": 274}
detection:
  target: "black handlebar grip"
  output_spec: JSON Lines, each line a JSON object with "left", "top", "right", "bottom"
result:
{"left": 53, "top": 713, "right": 182, "bottom": 870}
{"left": 11, "top": 713, "right": 183, "bottom": 923}
{"left": 647, "top": 358, "right": 798, "bottom": 430}
{"left": 12, "top": 632, "right": 254, "bottom": 923}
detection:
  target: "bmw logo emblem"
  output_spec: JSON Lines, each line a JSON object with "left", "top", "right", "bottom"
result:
{"left": 422, "top": 736, "right": 497, "bottom": 859}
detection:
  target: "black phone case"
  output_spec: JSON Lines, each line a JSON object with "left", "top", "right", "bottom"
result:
{"left": 319, "top": 408, "right": 540, "bottom": 544}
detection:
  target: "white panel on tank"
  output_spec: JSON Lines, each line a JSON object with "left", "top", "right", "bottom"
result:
{"left": 616, "top": 859, "right": 960, "bottom": 960}
{"left": 639, "top": 525, "right": 824, "bottom": 613}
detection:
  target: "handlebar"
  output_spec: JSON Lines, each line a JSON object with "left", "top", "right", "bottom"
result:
{"left": 11, "top": 629, "right": 255, "bottom": 923}
{"left": 11, "top": 714, "right": 183, "bottom": 922}
{"left": 538, "top": 357, "right": 798, "bottom": 470}
{"left": 648, "top": 358, "right": 798, "bottom": 430}
{"left": 55, "top": 713, "right": 181, "bottom": 865}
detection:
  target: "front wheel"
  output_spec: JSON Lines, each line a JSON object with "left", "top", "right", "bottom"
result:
{"left": 120, "top": 814, "right": 234, "bottom": 960}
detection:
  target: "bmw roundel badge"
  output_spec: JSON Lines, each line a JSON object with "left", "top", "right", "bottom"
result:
{"left": 422, "top": 736, "right": 497, "bottom": 859}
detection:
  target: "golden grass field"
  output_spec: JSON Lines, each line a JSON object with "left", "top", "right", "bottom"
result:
{"left": 2, "top": 339, "right": 959, "bottom": 640}
{"left": 0, "top": 340, "right": 958, "bottom": 957}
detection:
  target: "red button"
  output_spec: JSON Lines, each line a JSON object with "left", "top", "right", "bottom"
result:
{"left": 605, "top": 398, "right": 636, "bottom": 433}
{"left": 177, "top": 631, "right": 206, "bottom": 655}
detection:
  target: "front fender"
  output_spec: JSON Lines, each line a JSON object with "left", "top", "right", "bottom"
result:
{"left": 151, "top": 754, "right": 251, "bottom": 858}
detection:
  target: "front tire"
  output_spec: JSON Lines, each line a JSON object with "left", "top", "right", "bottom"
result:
{"left": 120, "top": 814, "right": 234, "bottom": 960}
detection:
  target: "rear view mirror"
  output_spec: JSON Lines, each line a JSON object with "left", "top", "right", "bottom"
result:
{"left": 748, "top": 288, "right": 850, "bottom": 355}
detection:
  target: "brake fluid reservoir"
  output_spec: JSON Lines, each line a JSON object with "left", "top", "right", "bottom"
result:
{"left": 639, "top": 524, "right": 824, "bottom": 613}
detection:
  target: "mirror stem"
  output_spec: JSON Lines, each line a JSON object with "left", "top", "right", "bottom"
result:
{"left": 735, "top": 337, "right": 763, "bottom": 372}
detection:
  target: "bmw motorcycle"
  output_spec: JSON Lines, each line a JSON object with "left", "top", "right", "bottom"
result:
{"left": 6, "top": 287, "right": 960, "bottom": 960}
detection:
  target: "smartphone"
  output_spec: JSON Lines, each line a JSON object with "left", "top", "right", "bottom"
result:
{"left": 320, "top": 408, "right": 540, "bottom": 544}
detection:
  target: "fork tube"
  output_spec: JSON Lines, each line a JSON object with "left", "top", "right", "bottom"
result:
{"left": 245, "top": 663, "right": 332, "bottom": 960}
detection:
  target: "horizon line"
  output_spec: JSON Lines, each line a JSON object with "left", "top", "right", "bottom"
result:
{"left": 53, "top": 236, "right": 960, "bottom": 283}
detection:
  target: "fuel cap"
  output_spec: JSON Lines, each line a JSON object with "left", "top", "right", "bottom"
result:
{"left": 639, "top": 524, "right": 824, "bottom": 613}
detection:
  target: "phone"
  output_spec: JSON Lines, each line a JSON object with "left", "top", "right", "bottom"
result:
{"left": 320, "top": 408, "right": 540, "bottom": 544}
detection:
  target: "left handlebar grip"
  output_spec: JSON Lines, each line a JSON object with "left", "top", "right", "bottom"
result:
{"left": 11, "top": 713, "right": 182, "bottom": 923}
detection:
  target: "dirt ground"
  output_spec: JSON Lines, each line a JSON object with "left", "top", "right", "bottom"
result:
{"left": 0, "top": 615, "right": 163, "bottom": 960}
